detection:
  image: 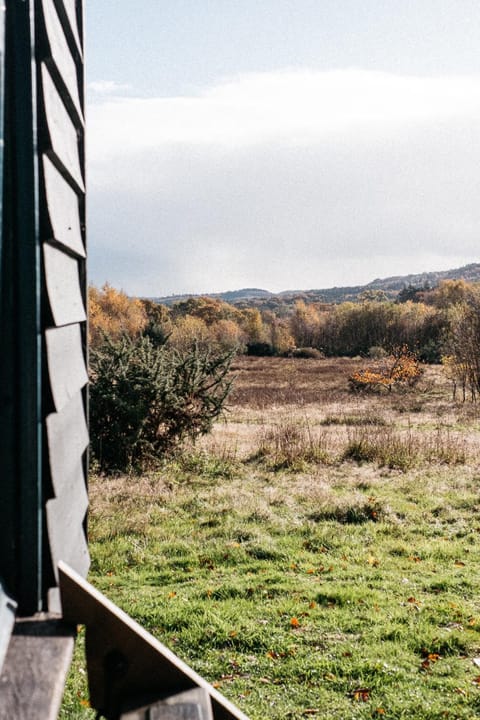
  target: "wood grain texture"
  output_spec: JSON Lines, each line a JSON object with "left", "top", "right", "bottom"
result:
{"left": 42, "top": 0, "right": 82, "bottom": 119}
{"left": 43, "top": 243, "right": 86, "bottom": 326}
{"left": 41, "top": 63, "right": 84, "bottom": 191}
{"left": 43, "top": 155, "right": 84, "bottom": 256}
{"left": 45, "top": 323, "right": 88, "bottom": 412}
{"left": 46, "top": 391, "right": 88, "bottom": 495}
{"left": 0, "top": 618, "right": 75, "bottom": 720}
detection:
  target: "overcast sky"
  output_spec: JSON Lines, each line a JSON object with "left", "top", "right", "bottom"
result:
{"left": 85, "top": 1, "right": 480, "bottom": 295}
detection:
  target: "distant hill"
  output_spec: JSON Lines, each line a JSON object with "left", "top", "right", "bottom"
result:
{"left": 150, "top": 262, "right": 480, "bottom": 307}
{"left": 151, "top": 288, "right": 273, "bottom": 306}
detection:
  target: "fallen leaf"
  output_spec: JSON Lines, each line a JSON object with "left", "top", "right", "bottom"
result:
{"left": 290, "top": 617, "right": 300, "bottom": 628}
{"left": 352, "top": 687, "right": 370, "bottom": 702}
{"left": 455, "top": 560, "right": 466, "bottom": 567}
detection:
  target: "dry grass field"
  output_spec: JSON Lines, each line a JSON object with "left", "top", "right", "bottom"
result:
{"left": 203, "top": 356, "right": 479, "bottom": 467}
{"left": 62, "top": 356, "right": 480, "bottom": 720}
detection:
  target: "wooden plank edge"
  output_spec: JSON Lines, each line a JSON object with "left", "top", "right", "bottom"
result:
{"left": 0, "top": 616, "right": 75, "bottom": 720}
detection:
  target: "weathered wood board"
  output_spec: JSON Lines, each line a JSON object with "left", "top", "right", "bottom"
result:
{"left": 44, "top": 243, "right": 86, "bottom": 327}
{"left": 45, "top": 324, "right": 88, "bottom": 411}
{"left": 46, "top": 391, "right": 89, "bottom": 495}
{"left": 0, "top": 618, "right": 75, "bottom": 720}
{"left": 43, "top": 155, "right": 85, "bottom": 256}
{"left": 41, "top": 63, "right": 84, "bottom": 191}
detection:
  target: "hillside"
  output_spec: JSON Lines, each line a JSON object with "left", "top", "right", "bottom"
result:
{"left": 150, "top": 262, "right": 480, "bottom": 307}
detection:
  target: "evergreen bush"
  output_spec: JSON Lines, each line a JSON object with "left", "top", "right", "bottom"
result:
{"left": 89, "top": 336, "right": 234, "bottom": 472}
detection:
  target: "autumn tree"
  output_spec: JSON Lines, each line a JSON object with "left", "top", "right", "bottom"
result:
{"left": 349, "top": 346, "right": 423, "bottom": 393}
{"left": 443, "top": 288, "right": 480, "bottom": 401}
{"left": 290, "top": 301, "right": 321, "bottom": 349}
{"left": 426, "top": 279, "right": 472, "bottom": 309}
{"left": 89, "top": 283, "right": 147, "bottom": 347}
{"left": 168, "top": 315, "right": 212, "bottom": 352}
{"left": 263, "top": 311, "right": 295, "bottom": 355}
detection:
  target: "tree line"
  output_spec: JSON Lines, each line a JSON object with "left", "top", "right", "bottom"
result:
{"left": 90, "top": 278, "right": 480, "bottom": 365}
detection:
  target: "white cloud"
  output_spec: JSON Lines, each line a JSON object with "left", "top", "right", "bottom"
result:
{"left": 87, "top": 79, "right": 132, "bottom": 97}
{"left": 87, "top": 69, "right": 480, "bottom": 295}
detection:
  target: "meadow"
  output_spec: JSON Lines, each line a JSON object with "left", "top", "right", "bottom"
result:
{"left": 61, "top": 356, "right": 480, "bottom": 719}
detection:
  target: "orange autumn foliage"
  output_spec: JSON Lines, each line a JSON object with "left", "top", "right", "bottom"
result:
{"left": 349, "top": 346, "right": 423, "bottom": 392}
{"left": 89, "top": 283, "right": 147, "bottom": 347}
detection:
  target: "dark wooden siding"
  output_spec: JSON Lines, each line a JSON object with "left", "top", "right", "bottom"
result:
{"left": 0, "top": 0, "right": 87, "bottom": 614}
{"left": 37, "top": 0, "right": 89, "bottom": 601}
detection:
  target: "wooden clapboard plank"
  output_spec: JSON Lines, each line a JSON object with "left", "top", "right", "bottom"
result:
{"left": 55, "top": 0, "right": 82, "bottom": 55}
{"left": 41, "top": 63, "right": 84, "bottom": 192}
{"left": 46, "top": 391, "right": 88, "bottom": 494}
{"left": 0, "top": 618, "right": 75, "bottom": 720}
{"left": 44, "top": 244, "right": 86, "bottom": 326}
{"left": 45, "top": 324, "right": 87, "bottom": 412}
{"left": 47, "top": 455, "right": 86, "bottom": 508}
{"left": 43, "top": 155, "right": 84, "bottom": 257}
{"left": 47, "top": 496, "right": 89, "bottom": 580}
{"left": 42, "top": 0, "right": 82, "bottom": 120}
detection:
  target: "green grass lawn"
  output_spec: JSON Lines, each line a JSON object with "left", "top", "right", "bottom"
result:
{"left": 60, "top": 358, "right": 480, "bottom": 719}
{"left": 61, "top": 457, "right": 480, "bottom": 719}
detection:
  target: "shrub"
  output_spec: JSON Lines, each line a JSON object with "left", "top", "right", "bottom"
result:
{"left": 90, "top": 336, "right": 234, "bottom": 472}
{"left": 349, "top": 346, "right": 423, "bottom": 393}
{"left": 246, "top": 341, "right": 274, "bottom": 356}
